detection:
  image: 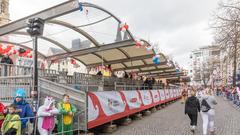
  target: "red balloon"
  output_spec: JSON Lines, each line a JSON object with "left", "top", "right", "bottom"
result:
{"left": 13, "top": 50, "right": 17, "bottom": 54}
{"left": 26, "top": 49, "right": 31, "bottom": 53}
{"left": 124, "top": 24, "right": 129, "bottom": 30}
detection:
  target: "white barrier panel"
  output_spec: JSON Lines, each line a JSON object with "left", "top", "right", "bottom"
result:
{"left": 159, "top": 89, "right": 166, "bottom": 101}
{"left": 122, "top": 91, "right": 141, "bottom": 110}
{"left": 139, "top": 90, "right": 153, "bottom": 106}
{"left": 94, "top": 91, "right": 126, "bottom": 116}
{"left": 151, "top": 90, "right": 160, "bottom": 103}
{"left": 165, "top": 89, "right": 170, "bottom": 100}
{"left": 87, "top": 89, "right": 180, "bottom": 129}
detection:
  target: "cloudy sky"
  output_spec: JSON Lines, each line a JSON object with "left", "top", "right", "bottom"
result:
{"left": 9, "top": 0, "right": 220, "bottom": 70}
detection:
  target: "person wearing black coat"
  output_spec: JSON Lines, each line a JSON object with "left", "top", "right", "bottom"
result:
{"left": 185, "top": 90, "right": 200, "bottom": 133}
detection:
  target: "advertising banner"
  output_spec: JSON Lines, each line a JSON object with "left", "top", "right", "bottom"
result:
{"left": 88, "top": 89, "right": 180, "bottom": 129}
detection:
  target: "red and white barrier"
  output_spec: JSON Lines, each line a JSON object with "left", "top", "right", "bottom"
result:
{"left": 87, "top": 89, "right": 181, "bottom": 129}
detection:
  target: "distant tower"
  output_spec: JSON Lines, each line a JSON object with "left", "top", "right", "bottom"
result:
{"left": 0, "top": 0, "right": 10, "bottom": 26}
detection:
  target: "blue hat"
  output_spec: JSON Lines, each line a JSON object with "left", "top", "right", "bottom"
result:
{"left": 15, "top": 88, "right": 26, "bottom": 98}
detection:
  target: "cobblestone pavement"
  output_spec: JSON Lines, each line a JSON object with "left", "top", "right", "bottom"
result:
{"left": 100, "top": 97, "right": 240, "bottom": 135}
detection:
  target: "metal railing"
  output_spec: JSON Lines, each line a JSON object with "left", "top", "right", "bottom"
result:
{"left": 0, "top": 76, "right": 87, "bottom": 131}
{"left": 0, "top": 75, "right": 32, "bottom": 102}
{"left": 39, "top": 78, "right": 87, "bottom": 131}
{"left": 0, "top": 110, "right": 86, "bottom": 135}
{"left": 114, "top": 83, "right": 164, "bottom": 91}
{"left": 0, "top": 63, "right": 58, "bottom": 78}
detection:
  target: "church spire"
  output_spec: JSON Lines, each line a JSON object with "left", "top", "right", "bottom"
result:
{"left": 0, "top": 0, "right": 10, "bottom": 26}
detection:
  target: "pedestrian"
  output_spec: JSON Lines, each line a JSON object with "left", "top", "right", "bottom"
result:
{"left": 1, "top": 104, "right": 21, "bottom": 135}
{"left": 57, "top": 94, "right": 77, "bottom": 135}
{"left": 181, "top": 88, "right": 188, "bottom": 104}
{"left": 13, "top": 88, "right": 34, "bottom": 135}
{"left": 185, "top": 90, "right": 200, "bottom": 133}
{"left": 37, "top": 96, "right": 59, "bottom": 135}
{"left": 201, "top": 88, "right": 217, "bottom": 135}
{"left": 0, "top": 102, "right": 5, "bottom": 130}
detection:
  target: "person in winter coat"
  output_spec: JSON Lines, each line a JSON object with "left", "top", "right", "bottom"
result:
{"left": 201, "top": 88, "right": 217, "bottom": 135}
{"left": 1, "top": 104, "right": 21, "bottom": 135}
{"left": 0, "top": 55, "right": 13, "bottom": 76}
{"left": 185, "top": 90, "right": 200, "bottom": 133}
{"left": 57, "top": 94, "right": 77, "bottom": 135}
{"left": 0, "top": 102, "right": 5, "bottom": 129}
{"left": 13, "top": 88, "right": 34, "bottom": 135}
{"left": 181, "top": 88, "right": 188, "bottom": 104}
{"left": 37, "top": 96, "right": 59, "bottom": 135}
{"left": 0, "top": 55, "right": 13, "bottom": 65}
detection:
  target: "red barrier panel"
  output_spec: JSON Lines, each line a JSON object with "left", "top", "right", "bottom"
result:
{"left": 87, "top": 89, "right": 181, "bottom": 129}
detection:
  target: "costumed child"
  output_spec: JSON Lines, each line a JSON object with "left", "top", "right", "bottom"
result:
{"left": 0, "top": 102, "right": 5, "bottom": 129}
{"left": 57, "top": 94, "right": 77, "bottom": 135}
{"left": 13, "top": 88, "right": 34, "bottom": 134}
{"left": 1, "top": 104, "right": 21, "bottom": 135}
{"left": 37, "top": 96, "right": 59, "bottom": 135}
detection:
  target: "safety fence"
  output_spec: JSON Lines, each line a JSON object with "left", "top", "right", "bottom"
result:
{"left": 87, "top": 89, "right": 181, "bottom": 129}
{"left": 0, "top": 64, "right": 166, "bottom": 91}
{"left": 0, "top": 76, "right": 87, "bottom": 132}
{"left": 0, "top": 110, "right": 86, "bottom": 135}
{"left": 0, "top": 75, "right": 32, "bottom": 102}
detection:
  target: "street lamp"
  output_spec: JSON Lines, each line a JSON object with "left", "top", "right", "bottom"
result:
{"left": 26, "top": 18, "right": 45, "bottom": 112}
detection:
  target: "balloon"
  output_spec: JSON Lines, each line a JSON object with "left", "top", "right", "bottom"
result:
{"left": 26, "top": 49, "right": 31, "bottom": 53}
{"left": 176, "top": 69, "right": 180, "bottom": 72}
{"left": 79, "top": 3, "right": 84, "bottom": 11}
{"left": 120, "top": 23, "right": 129, "bottom": 32}
{"left": 152, "top": 56, "right": 160, "bottom": 64}
{"left": 70, "top": 59, "right": 76, "bottom": 65}
{"left": 146, "top": 46, "right": 153, "bottom": 51}
{"left": 135, "top": 44, "right": 141, "bottom": 48}
{"left": 13, "top": 50, "right": 17, "bottom": 54}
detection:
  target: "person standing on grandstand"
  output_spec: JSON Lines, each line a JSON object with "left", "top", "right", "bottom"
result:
{"left": 185, "top": 90, "right": 200, "bottom": 133}
{"left": 1, "top": 104, "right": 21, "bottom": 135}
{"left": 201, "top": 88, "right": 217, "bottom": 135}
{"left": 57, "top": 94, "right": 77, "bottom": 135}
{"left": 13, "top": 88, "right": 34, "bottom": 135}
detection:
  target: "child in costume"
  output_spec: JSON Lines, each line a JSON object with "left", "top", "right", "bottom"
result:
{"left": 0, "top": 102, "right": 5, "bottom": 129}
{"left": 37, "top": 96, "right": 59, "bottom": 135}
{"left": 1, "top": 104, "right": 21, "bottom": 135}
{"left": 13, "top": 88, "right": 34, "bottom": 134}
{"left": 57, "top": 94, "right": 77, "bottom": 135}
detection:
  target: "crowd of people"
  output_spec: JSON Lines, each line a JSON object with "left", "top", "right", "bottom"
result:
{"left": 216, "top": 85, "right": 240, "bottom": 106}
{"left": 0, "top": 89, "right": 77, "bottom": 135}
{"left": 183, "top": 86, "right": 217, "bottom": 135}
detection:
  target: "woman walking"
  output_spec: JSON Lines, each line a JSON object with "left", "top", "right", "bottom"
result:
{"left": 201, "top": 88, "right": 217, "bottom": 135}
{"left": 185, "top": 90, "right": 200, "bottom": 133}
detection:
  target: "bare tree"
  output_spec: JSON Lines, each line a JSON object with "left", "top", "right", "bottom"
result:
{"left": 211, "top": 0, "right": 240, "bottom": 86}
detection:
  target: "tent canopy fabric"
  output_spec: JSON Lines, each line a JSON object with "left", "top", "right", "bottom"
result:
{"left": 0, "top": 0, "right": 184, "bottom": 78}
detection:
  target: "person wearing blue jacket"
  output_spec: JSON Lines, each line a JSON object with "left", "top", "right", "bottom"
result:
{"left": 13, "top": 88, "right": 34, "bottom": 135}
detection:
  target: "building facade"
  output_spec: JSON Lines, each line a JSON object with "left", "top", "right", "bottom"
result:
{"left": 190, "top": 45, "right": 221, "bottom": 86}
{"left": 0, "top": 0, "right": 9, "bottom": 26}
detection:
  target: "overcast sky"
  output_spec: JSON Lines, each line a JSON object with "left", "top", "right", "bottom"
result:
{"left": 9, "top": 0, "right": 220, "bottom": 70}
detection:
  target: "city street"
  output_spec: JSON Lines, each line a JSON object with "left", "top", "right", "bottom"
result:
{"left": 101, "top": 97, "right": 240, "bottom": 135}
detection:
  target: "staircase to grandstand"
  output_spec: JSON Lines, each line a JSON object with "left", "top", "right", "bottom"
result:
{"left": 0, "top": 64, "right": 89, "bottom": 131}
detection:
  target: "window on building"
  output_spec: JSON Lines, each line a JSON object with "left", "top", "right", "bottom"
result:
{"left": 211, "top": 50, "right": 220, "bottom": 56}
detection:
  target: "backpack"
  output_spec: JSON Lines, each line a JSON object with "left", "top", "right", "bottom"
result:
{"left": 201, "top": 99, "right": 211, "bottom": 112}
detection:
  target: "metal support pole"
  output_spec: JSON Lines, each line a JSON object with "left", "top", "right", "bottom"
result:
{"left": 32, "top": 36, "right": 38, "bottom": 109}
{"left": 32, "top": 36, "right": 39, "bottom": 135}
